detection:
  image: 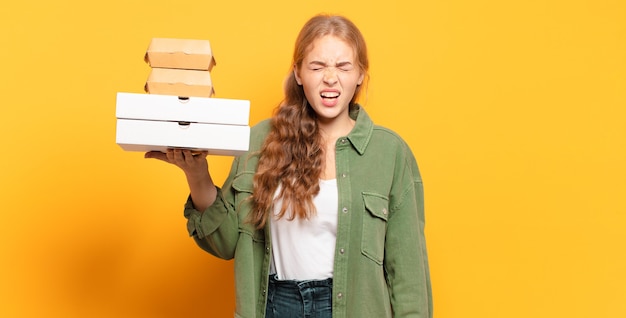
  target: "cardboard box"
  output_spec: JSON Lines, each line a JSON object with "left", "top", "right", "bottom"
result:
{"left": 145, "top": 68, "right": 214, "bottom": 97}
{"left": 116, "top": 92, "right": 249, "bottom": 125}
{"left": 116, "top": 119, "right": 250, "bottom": 156}
{"left": 144, "top": 38, "right": 216, "bottom": 71}
{"left": 115, "top": 92, "right": 250, "bottom": 156}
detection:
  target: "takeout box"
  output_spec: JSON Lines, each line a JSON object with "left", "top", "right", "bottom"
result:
{"left": 144, "top": 68, "right": 214, "bottom": 98}
{"left": 144, "top": 38, "right": 216, "bottom": 71}
{"left": 115, "top": 92, "right": 250, "bottom": 156}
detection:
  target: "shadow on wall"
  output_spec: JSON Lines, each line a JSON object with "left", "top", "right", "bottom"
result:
{"left": 36, "top": 197, "right": 236, "bottom": 317}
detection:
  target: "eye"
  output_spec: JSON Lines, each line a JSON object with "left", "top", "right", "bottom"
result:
{"left": 336, "top": 63, "right": 354, "bottom": 72}
{"left": 308, "top": 62, "right": 326, "bottom": 71}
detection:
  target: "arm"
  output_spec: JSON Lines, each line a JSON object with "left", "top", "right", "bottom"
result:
{"left": 145, "top": 149, "right": 216, "bottom": 211}
{"left": 146, "top": 149, "right": 240, "bottom": 259}
{"left": 385, "top": 154, "right": 433, "bottom": 317}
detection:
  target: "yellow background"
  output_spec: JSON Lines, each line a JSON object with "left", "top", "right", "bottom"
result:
{"left": 1, "top": 0, "right": 624, "bottom": 317}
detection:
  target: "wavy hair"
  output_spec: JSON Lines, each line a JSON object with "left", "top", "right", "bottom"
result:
{"left": 250, "top": 14, "right": 369, "bottom": 228}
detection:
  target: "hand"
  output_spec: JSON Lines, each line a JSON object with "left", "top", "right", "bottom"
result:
{"left": 145, "top": 149, "right": 209, "bottom": 180}
{"left": 145, "top": 149, "right": 217, "bottom": 210}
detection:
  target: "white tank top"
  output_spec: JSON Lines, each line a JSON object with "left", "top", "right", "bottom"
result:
{"left": 269, "top": 179, "right": 338, "bottom": 280}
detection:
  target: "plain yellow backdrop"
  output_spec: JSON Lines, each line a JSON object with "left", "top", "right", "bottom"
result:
{"left": 1, "top": 0, "right": 624, "bottom": 317}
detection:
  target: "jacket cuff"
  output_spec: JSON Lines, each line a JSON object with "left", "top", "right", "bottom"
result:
{"left": 183, "top": 188, "right": 223, "bottom": 237}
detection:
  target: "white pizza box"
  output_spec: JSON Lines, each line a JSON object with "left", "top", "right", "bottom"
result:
{"left": 115, "top": 92, "right": 249, "bottom": 126}
{"left": 115, "top": 92, "right": 250, "bottom": 156}
{"left": 144, "top": 38, "right": 216, "bottom": 71}
{"left": 116, "top": 119, "right": 250, "bottom": 156}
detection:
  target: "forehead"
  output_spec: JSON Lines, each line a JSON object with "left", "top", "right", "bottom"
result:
{"left": 304, "top": 35, "right": 356, "bottom": 62}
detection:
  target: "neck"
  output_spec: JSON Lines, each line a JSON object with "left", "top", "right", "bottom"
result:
{"left": 318, "top": 116, "right": 355, "bottom": 143}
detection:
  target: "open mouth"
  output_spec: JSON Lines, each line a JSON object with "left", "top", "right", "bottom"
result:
{"left": 321, "top": 91, "right": 340, "bottom": 100}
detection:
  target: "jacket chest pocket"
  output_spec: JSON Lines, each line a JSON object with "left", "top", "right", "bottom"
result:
{"left": 361, "top": 192, "right": 389, "bottom": 265}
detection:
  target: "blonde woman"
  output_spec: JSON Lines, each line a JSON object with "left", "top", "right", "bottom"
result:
{"left": 147, "top": 14, "right": 432, "bottom": 318}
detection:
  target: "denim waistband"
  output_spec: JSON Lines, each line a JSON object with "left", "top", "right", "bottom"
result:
{"left": 268, "top": 274, "right": 333, "bottom": 289}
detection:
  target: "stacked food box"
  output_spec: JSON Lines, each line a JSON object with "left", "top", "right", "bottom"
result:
{"left": 115, "top": 38, "right": 250, "bottom": 156}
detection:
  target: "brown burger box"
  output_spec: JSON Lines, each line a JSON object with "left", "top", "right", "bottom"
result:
{"left": 144, "top": 38, "right": 216, "bottom": 71}
{"left": 144, "top": 67, "right": 215, "bottom": 98}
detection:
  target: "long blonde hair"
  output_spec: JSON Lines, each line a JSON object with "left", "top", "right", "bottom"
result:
{"left": 250, "top": 14, "right": 369, "bottom": 228}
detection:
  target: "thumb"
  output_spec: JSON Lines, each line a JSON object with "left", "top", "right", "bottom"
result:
{"left": 144, "top": 151, "right": 168, "bottom": 162}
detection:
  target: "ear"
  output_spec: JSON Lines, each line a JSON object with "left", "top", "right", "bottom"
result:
{"left": 294, "top": 68, "right": 302, "bottom": 86}
{"left": 357, "top": 72, "right": 364, "bottom": 86}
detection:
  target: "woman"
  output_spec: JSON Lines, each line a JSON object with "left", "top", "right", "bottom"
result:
{"left": 147, "top": 14, "right": 432, "bottom": 318}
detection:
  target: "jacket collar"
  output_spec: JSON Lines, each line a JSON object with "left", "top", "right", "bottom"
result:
{"left": 346, "top": 104, "right": 374, "bottom": 155}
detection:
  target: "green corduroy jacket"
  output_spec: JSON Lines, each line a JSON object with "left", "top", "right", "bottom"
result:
{"left": 185, "top": 106, "right": 432, "bottom": 318}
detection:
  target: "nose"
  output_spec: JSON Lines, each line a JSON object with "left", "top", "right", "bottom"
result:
{"left": 323, "top": 68, "right": 338, "bottom": 85}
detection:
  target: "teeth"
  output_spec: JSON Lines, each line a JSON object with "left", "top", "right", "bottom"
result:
{"left": 321, "top": 92, "right": 339, "bottom": 98}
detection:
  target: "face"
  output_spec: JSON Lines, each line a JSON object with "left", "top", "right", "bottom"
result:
{"left": 295, "top": 35, "right": 364, "bottom": 124}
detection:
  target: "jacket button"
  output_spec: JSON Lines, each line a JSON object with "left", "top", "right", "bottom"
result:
{"left": 337, "top": 292, "right": 343, "bottom": 299}
{"left": 339, "top": 248, "right": 345, "bottom": 254}
{"left": 382, "top": 208, "right": 388, "bottom": 215}
{"left": 341, "top": 173, "right": 347, "bottom": 178}
{"left": 342, "top": 207, "right": 348, "bottom": 213}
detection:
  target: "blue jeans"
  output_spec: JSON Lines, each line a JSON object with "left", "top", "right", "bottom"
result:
{"left": 265, "top": 275, "right": 333, "bottom": 318}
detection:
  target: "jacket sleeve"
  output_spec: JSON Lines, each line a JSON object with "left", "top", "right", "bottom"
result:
{"left": 184, "top": 157, "right": 242, "bottom": 260}
{"left": 384, "top": 150, "right": 433, "bottom": 318}
{"left": 184, "top": 119, "right": 271, "bottom": 261}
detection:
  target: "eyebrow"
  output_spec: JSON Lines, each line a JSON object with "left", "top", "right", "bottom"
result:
{"left": 308, "top": 61, "right": 354, "bottom": 67}
{"left": 336, "top": 61, "right": 353, "bottom": 68}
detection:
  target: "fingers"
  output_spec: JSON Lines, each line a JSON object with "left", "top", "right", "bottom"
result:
{"left": 145, "top": 149, "right": 209, "bottom": 173}
{"left": 144, "top": 151, "right": 168, "bottom": 161}
{"left": 166, "top": 149, "right": 185, "bottom": 166}
{"left": 190, "top": 150, "right": 209, "bottom": 161}
{"left": 168, "top": 149, "right": 207, "bottom": 166}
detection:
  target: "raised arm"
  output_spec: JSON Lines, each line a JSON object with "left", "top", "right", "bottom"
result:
{"left": 145, "top": 149, "right": 217, "bottom": 211}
